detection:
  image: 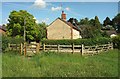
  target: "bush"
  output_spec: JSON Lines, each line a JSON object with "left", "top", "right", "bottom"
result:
{"left": 112, "top": 35, "right": 120, "bottom": 49}
{"left": 2, "top": 35, "right": 24, "bottom": 52}
{"left": 41, "top": 37, "right": 112, "bottom": 46}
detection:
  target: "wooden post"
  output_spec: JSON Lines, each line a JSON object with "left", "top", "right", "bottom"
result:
{"left": 8, "top": 43, "right": 10, "bottom": 50}
{"left": 43, "top": 43, "right": 45, "bottom": 51}
{"left": 39, "top": 42, "right": 41, "bottom": 51}
{"left": 24, "top": 42, "right": 26, "bottom": 56}
{"left": 57, "top": 44, "right": 59, "bottom": 52}
{"left": 36, "top": 43, "right": 40, "bottom": 53}
{"left": 72, "top": 43, "right": 74, "bottom": 54}
{"left": 107, "top": 42, "right": 109, "bottom": 50}
{"left": 95, "top": 45, "right": 98, "bottom": 53}
{"left": 20, "top": 43, "right": 23, "bottom": 55}
{"left": 81, "top": 44, "right": 84, "bottom": 55}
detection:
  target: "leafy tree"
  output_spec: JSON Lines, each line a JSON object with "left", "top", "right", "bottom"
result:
{"left": 7, "top": 10, "right": 40, "bottom": 42}
{"left": 89, "top": 19, "right": 95, "bottom": 26}
{"left": 80, "top": 25, "right": 95, "bottom": 38}
{"left": 103, "top": 17, "right": 112, "bottom": 26}
{"left": 67, "top": 18, "right": 79, "bottom": 26}
{"left": 37, "top": 22, "right": 48, "bottom": 41}
{"left": 94, "top": 16, "right": 101, "bottom": 29}
{"left": 112, "top": 13, "right": 120, "bottom": 33}
{"left": 79, "top": 17, "right": 89, "bottom": 25}
{"left": 80, "top": 25, "right": 103, "bottom": 39}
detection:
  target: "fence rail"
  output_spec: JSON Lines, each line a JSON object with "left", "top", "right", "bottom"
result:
{"left": 8, "top": 43, "right": 113, "bottom": 56}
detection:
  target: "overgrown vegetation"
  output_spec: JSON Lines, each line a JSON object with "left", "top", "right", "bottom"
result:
{"left": 2, "top": 35, "right": 24, "bottom": 52}
{"left": 41, "top": 37, "right": 112, "bottom": 45}
{"left": 2, "top": 49, "right": 118, "bottom": 77}
{"left": 112, "top": 35, "right": 120, "bottom": 49}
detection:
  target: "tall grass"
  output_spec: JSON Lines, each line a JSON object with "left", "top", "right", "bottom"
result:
{"left": 2, "top": 49, "right": 118, "bottom": 77}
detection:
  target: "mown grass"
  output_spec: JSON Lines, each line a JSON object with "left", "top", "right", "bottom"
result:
{"left": 2, "top": 49, "right": 118, "bottom": 77}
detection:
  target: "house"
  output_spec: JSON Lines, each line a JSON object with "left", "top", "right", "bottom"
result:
{"left": 101, "top": 28, "right": 117, "bottom": 38}
{"left": 0, "top": 25, "right": 6, "bottom": 35}
{"left": 47, "top": 11, "right": 82, "bottom": 40}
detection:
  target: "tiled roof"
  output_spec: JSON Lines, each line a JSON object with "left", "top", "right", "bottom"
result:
{"left": 58, "top": 18, "right": 80, "bottom": 31}
{"left": 0, "top": 25, "right": 6, "bottom": 32}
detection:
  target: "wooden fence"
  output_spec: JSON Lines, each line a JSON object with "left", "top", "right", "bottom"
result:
{"left": 8, "top": 43, "right": 113, "bottom": 56}
{"left": 41, "top": 43, "right": 113, "bottom": 55}
{"left": 8, "top": 43, "right": 40, "bottom": 56}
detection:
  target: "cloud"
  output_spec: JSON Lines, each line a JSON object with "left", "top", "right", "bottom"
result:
{"left": 51, "top": 6, "right": 70, "bottom": 11}
{"left": 51, "top": 6, "right": 62, "bottom": 11}
{"left": 33, "top": 0, "right": 46, "bottom": 8}
{"left": 41, "top": 18, "right": 50, "bottom": 23}
{"left": 5, "top": 19, "right": 9, "bottom": 23}
{"left": 65, "top": 7, "right": 70, "bottom": 11}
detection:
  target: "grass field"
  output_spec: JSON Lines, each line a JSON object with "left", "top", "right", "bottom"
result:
{"left": 2, "top": 49, "right": 118, "bottom": 77}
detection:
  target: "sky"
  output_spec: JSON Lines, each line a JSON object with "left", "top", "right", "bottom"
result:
{"left": 1, "top": 0, "right": 119, "bottom": 25}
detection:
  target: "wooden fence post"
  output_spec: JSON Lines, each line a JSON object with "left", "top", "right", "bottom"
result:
{"left": 36, "top": 43, "right": 40, "bottom": 53}
{"left": 111, "top": 43, "right": 113, "bottom": 49}
{"left": 72, "top": 43, "right": 74, "bottom": 54}
{"left": 43, "top": 43, "right": 45, "bottom": 51}
{"left": 81, "top": 44, "right": 84, "bottom": 55}
{"left": 57, "top": 44, "right": 59, "bottom": 52}
{"left": 95, "top": 45, "right": 97, "bottom": 53}
{"left": 20, "top": 43, "right": 23, "bottom": 55}
{"left": 24, "top": 42, "right": 26, "bottom": 56}
{"left": 39, "top": 43, "right": 41, "bottom": 51}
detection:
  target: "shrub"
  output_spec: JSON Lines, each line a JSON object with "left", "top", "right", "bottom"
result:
{"left": 41, "top": 37, "right": 111, "bottom": 46}
{"left": 112, "top": 35, "right": 120, "bottom": 49}
{"left": 2, "top": 35, "right": 24, "bottom": 52}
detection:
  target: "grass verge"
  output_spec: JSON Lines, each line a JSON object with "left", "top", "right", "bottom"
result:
{"left": 2, "top": 49, "right": 118, "bottom": 77}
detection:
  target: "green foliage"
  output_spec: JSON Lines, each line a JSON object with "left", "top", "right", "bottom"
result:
{"left": 77, "top": 16, "right": 102, "bottom": 38}
{"left": 101, "top": 31, "right": 109, "bottom": 37}
{"left": 112, "top": 35, "right": 120, "bottom": 49}
{"left": 103, "top": 17, "right": 112, "bottom": 26}
{"left": 80, "top": 25, "right": 103, "bottom": 38}
{"left": 2, "top": 36, "right": 24, "bottom": 52}
{"left": 2, "top": 49, "right": 118, "bottom": 77}
{"left": 67, "top": 18, "right": 79, "bottom": 25}
{"left": 7, "top": 10, "right": 40, "bottom": 42}
{"left": 89, "top": 19, "right": 95, "bottom": 26}
{"left": 79, "top": 17, "right": 89, "bottom": 25}
{"left": 37, "top": 22, "right": 48, "bottom": 42}
{"left": 112, "top": 13, "right": 120, "bottom": 33}
{"left": 80, "top": 25, "right": 95, "bottom": 38}
{"left": 94, "top": 16, "right": 101, "bottom": 29}
{"left": 41, "top": 37, "right": 111, "bottom": 45}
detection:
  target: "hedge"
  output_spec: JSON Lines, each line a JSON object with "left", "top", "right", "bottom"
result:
{"left": 41, "top": 37, "right": 112, "bottom": 46}
{"left": 112, "top": 35, "right": 120, "bottom": 49}
{"left": 2, "top": 36, "right": 24, "bottom": 52}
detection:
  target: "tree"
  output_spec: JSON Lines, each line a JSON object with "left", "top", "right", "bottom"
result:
{"left": 37, "top": 22, "right": 48, "bottom": 41}
{"left": 89, "top": 19, "right": 95, "bottom": 26}
{"left": 80, "top": 25, "right": 95, "bottom": 38}
{"left": 7, "top": 10, "right": 40, "bottom": 42}
{"left": 67, "top": 18, "right": 79, "bottom": 26}
{"left": 94, "top": 16, "right": 101, "bottom": 29}
{"left": 79, "top": 17, "right": 89, "bottom": 25}
{"left": 112, "top": 13, "right": 120, "bottom": 33}
{"left": 103, "top": 17, "right": 111, "bottom": 26}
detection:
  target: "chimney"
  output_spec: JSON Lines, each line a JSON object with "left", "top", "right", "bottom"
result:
{"left": 61, "top": 11, "right": 66, "bottom": 21}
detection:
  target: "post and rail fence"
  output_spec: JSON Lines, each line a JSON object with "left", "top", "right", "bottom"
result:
{"left": 8, "top": 43, "right": 113, "bottom": 56}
